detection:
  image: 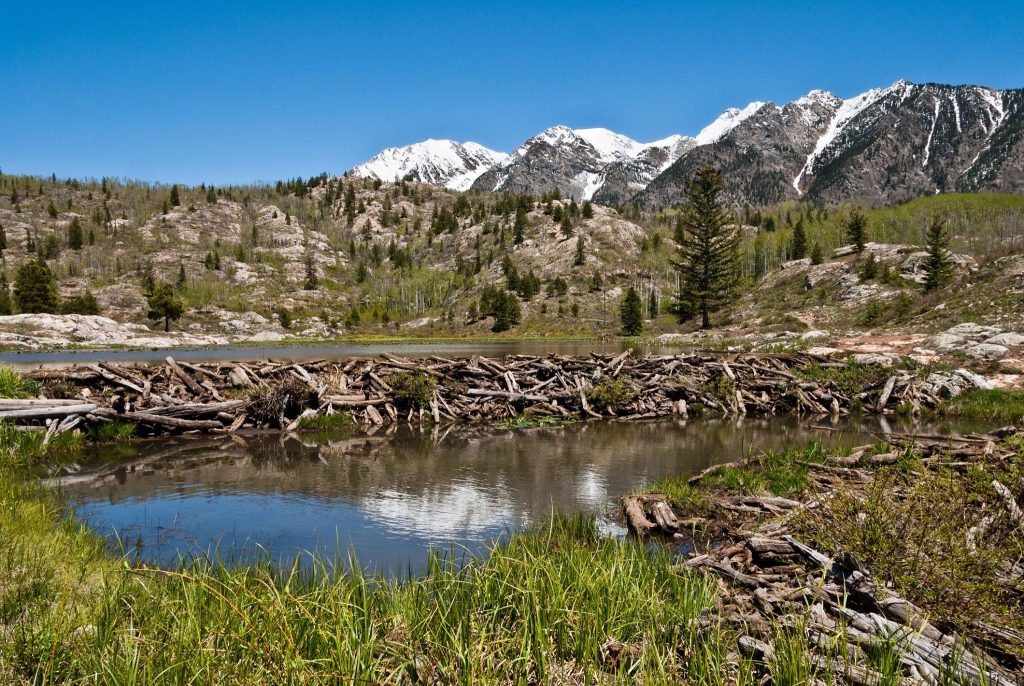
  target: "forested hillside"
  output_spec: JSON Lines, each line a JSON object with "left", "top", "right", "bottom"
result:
{"left": 0, "top": 171, "right": 1022, "bottom": 346}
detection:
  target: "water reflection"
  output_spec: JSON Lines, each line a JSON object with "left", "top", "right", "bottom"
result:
{"left": 63, "top": 416, "right": 979, "bottom": 575}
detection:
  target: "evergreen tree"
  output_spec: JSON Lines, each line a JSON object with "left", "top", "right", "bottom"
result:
{"left": 513, "top": 207, "right": 526, "bottom": 245}
{"left": 169, "top": 184, "right": 181, "bottom": 207}
{"left": 574, "top": 235, "right": 586, "bottom": 266}
{"left": 146, "top": 282, "right": 184, "bottom": 332}
{"left": 303, "top": 254, "right": 319, "bottom": 290}
{"left": 791, "top": 217, "right": 807, "bottom": 259}
{"left": 491, "top": 291, "right": 521, "bottom": 333}
{"left": 176, "top": 263, "right": 187, "bottom": 289}
{"left": 923, "top": 215, "right": 954, "bottom": 293}
{"left": 846, "top": 207, "right": 867, "bottom": 253}
{"left": 14, "top": 257, "right": 59, "bottom": 313}
{"left": 560, "top": 214, "right": 573, "bottom": 237}
{"left": 67, "top": 218, "right": 84, "bottom": 250}
{"left": 60, "top": 291, "right": 100, "bottom": 315}
{"left": 859, "top": 253, "right": 877, "bottom": 280}
{"left": 140, "top": 263, "right": 155, "bottom": 296}
{"left": 670, "top": 167, "right": 740, "bottom": 329}
{"left": 0, "top": 223, "right": 7, "bottom": 254}
{"left": 620, "top": 286, "right": 643, "bottom": 336}
{"left": 0, "top": 273, "right": 11, "bottom": 316}
{"left": 648, "top": 289, "right": 659, "bottom": 318}
{"left": 810, "top": 242, "right": 824, "bottom": 265}
{"left": 582, "top": 201, "right": 594, "bottom": 219}
{"left": 589, "top": 272, "right": 603, "bottom": 292}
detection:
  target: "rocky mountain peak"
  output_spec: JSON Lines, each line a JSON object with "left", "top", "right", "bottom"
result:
{"left": 351, "top": 80, "right": 1024, "bottom": 206}
{"left": 349, "top": 139, "right": 508, "bottom": 191}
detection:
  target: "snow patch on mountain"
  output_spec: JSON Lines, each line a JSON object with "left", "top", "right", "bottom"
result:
{"left": 694, "top": 101, "right": 767, "bottom": 146}
{"left": 792, "top": 84, "right": 896, "bottom": 192}
{"left": 573, "top": 128, "right": 644, "bottom": 162}
{"left": 978, "top": 87, "right": 1006, "bottom": 132}
{"left": 923, "top": 98, "right": 941, "bottom": 168}
{"left": 574, "top": 171, "right": 606, "bottom": 201}
{"left": 350, "top": 139, "right": 508, "bottom": 191}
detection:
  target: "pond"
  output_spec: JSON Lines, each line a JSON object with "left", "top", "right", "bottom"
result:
{"left": 60, "top": 416, "right": 980, "bottom": 576}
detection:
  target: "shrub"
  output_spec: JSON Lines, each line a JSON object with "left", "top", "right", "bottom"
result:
{"left": 246, "top": 378, "right": 315, "bottom": 427}
{"left": 59, "top": 291, "right": 100, "bottom": 315}
{"left": 388, "top": 372, "right": 437, "bottom": 408}
{"left": 588, "top": 375, "right": 637, "bottom": 410}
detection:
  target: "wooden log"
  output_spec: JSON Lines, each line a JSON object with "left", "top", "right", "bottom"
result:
{"left": 166, "top": 356, "right": 204, "bottom": 395}
{"left": 685, "top": 556, "right": 761, "bottom": 588}
{"left": 0, "top": 403, "right": 98, "bottom": 420}
{"left": 465, "top": 388, "right": 547, "bottom": 402}
{"left": 90, "top": 407, "right": 223, "bottom": 432}
{"left": 621, "top": 496, "right": 656, "bottom": 535}
{"left": 88, "top": 364, "right": 144, "bottom": 393}
{"left": 0, "top": 399, "right": 88, "bottom": 409}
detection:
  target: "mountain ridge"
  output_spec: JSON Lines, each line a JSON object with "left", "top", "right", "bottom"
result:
{"left": 348, "top": 80, "right": 1024, "bottom": 206}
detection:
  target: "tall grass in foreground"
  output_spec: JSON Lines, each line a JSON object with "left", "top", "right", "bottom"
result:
{"left": 2, "top": 481, "right": 728, "bottom": 684}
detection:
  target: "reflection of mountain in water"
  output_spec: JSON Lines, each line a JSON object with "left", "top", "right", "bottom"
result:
{"left": 63, "top": 416, "right": 971, "bottom": 571}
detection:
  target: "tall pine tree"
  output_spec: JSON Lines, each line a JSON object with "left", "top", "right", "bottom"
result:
{"left": 67, "top": 218, "right": 84, "bottom": 250}
{"left": 791, "top": 217, "right": 807, "bottom": 259}
{"left": 513, "top": 207, "right": 526, "bottom": 245}
{"left": 670, "top": 167, "right": 740, "bottom": 329}
{"left": 14, "top": 257, "right": 58, "bottom": 313}
{"left": 147, "top": 282, "right": 184, "bottom": 332}
{"left": 846, "top": 207, "right": 867, "bottom": 253}
{"left": 574, "top": 235, "right": 586, "bottom": 266}
{"left": 923, "top": 215, "right": 953, "bottom": 293}
{"left": 620, "top": 286, "right": 643, "bottom": 336}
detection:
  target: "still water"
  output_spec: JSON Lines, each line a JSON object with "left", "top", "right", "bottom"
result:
{"left": 62, "top": 416, "right": 976, "bottom": 575}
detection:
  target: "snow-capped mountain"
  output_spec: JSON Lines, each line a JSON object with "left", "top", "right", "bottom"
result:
{"left": 349, "top": 81, "right": 1024, "bottom": 206}
{"left": 349, "top": 139, "right": 508, "bottom": 191}
{"left": 639, "top": 81, "right": 1024, "bottom": 206}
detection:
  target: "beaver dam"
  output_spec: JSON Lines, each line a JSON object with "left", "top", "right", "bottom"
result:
{"left": 0, "top": 351, "right": 982, "bottom": 437}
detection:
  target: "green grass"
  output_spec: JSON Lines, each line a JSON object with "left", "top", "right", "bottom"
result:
{"left": 703, "top": 444, "right": 824, "bottom": 497}
{"left": 0, "top": 366, "right": 38, "bottom": 399}
{"left": 637, "top": 478, "right": 711, "bottom": 513}
{"left": 795, "top": 361, "right": 901, "bottom": 397}
{"left": 493, "top": 415, "right": 575, "bottom": 430}
{"left": 795, "top": 462, "right": 1024, "bottom": 634}
{"left": 943, "top": 388, "right": 1024, "bottom": 423}
{"left": 84, "top": 420, "right": 136, "bottom": 443}
{"left": 645, "top": 443, "right": 827, "bottom": 513}
{"left": 298, "top": 410, "right": 356, "bottom": 432}
{"left": 1, "top": 482, "right": 727, "bottom": 683}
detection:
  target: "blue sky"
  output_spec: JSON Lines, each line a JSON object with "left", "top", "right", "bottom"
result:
{"left": 2, "top": 1, "right": 1022, "bottom": 185}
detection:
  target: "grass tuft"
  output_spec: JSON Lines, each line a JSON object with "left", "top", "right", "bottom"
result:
{"left": 0, "top": 365, "right": 38, "bottom": 399}
{"left": 298, "top": 410, "right": 356, "bottom": 432}
{"left": 943, "top": 388, "right": 1024, "bottom": 424}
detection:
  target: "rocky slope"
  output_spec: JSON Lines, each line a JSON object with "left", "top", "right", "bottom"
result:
{"left": 351, "top": 81, "right": 1024, "bottom": 207}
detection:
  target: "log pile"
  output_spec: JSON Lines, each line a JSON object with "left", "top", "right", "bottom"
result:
{"left": 622, "top": 427, "right": 1024, "bottom": 686}
{"left": 5, "top": 351, "right": 953, "bottom": 437}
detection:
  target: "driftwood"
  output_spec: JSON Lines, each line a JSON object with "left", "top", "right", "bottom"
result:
{"left": 11, "top": 351, "right": 956, "bottom": 437}
{"left": 623, "top": 427, "right": 1024, "bottom": 686}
